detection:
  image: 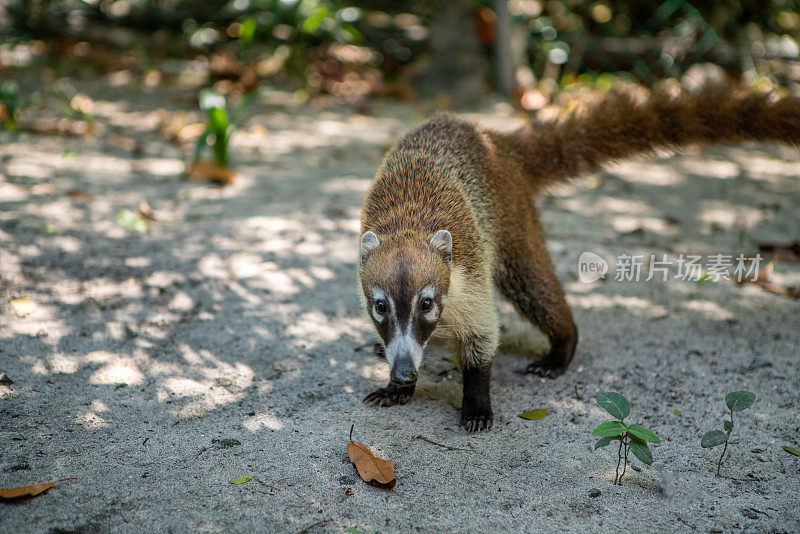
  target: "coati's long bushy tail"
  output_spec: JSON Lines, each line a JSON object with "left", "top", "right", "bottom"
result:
{"left": 508, "top": 85, "right": 800, "bottom": 190}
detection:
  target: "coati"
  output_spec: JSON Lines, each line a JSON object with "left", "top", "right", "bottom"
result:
{"left": 357, "top": 85, "right": 800, "bottom": 432}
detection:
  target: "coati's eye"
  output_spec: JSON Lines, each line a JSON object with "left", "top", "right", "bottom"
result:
{"left": 375, "top": 300, "right": 387, "bottom": 314}
{"left": 420, "top": 298, "right": 433, "bottom": 312}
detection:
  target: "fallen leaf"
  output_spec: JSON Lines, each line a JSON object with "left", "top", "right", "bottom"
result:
{"left": 186, "top": 160, "right": 235, "bottom": 185}
{"left": 116, "top": 209, "right": 148, "bottom": 233}
{"left": 0, "top": 478, "right": 76, "bottom": 499}
{"left": 518, "top": 409, "right": 549, "bottom": 420}
{"left": 137, "top": 200, "right": 155, "bottom": 221}
{"left": 67, "top": 189, "right": 93, "bottom": 202}
{"left": 347, "top": 426, "right": 396, "bottom": 489}
{"left": 783, "top": 446, "right": 800, "bottom": 457}
{"left": 230, "top": 476, "right": 254, "bottom": 485}
{"left": 10, "top": 297, "right": 36, "bottom": 317}
{"left": 0, "top": 374, "right": 13, "bottom": 385}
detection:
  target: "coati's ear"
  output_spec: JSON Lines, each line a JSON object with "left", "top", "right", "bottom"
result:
{"left": 430, "top": 230, "right": 452, "bottom": 265}
{"left": 360, "top": 231, "right": 380, "bottom": 265}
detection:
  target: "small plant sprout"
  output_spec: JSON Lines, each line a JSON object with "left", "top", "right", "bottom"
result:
{"left": 195, "top": 89, "right": 232, "bottom": 169}
{"left": 592, "top": 392, "right": 661, "bottom": 485}
{"left": 188, "top": 89, "right": 258, "bottom": 184}
{"left": 701, "top": 390, "right": 756, "bottom": 476}
{"left": 0, "top": 81, "right": 20, "bottom": 132}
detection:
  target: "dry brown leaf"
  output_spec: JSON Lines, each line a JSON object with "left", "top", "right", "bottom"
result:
{"left": 67, "top": 189, "right": 93, "bottom": 203}
{"left": 347, "top": 426, "right": 396, "bottom": 489}
{"left": 185, "top": 160, "right": 236, "bottom": 185}
{"left": 0, "top": 478, "right": 76, "bottom": 499}
{"left": 137, "top": 200, "right": 155, "bottom": 221}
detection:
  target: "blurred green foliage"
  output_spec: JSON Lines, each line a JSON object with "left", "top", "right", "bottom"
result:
{"left": 1, "top": 0, "right": 799, "bottom": 94}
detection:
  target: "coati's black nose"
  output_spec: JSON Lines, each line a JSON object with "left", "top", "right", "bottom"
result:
{"left": 390, "top": 358, "right": 418, "bottom": 385}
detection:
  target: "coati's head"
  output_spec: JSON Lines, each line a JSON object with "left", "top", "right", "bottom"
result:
{"left": 359, "top": 229, "right": 452, "bottom": 385}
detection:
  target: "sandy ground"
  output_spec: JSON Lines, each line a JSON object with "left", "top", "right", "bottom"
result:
{"left": 1, "top": 84, "right": 799, "bottom": 534}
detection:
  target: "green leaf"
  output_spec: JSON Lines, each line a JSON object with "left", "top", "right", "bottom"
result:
{"left": 518, "top": 409, "right": 549, "bottom": 420}
{"left": 723, "top": 420, "right": 733, "bottom": 432}
{"left": 594, "top": 436, "right": 620, "bottom": 450}
{"left": 230, "top": 476, "right": 254, "bottom": 485}
{"left": 696, "top": 273, "right": 712, "bottom": 285}
{"left": 208, "top": 107, "right": 230, "bottom": 137}
{"left": 596, "top": 392, "right": 630, "bottom": 420}
{"left": 783, "top": 446, "right": 800, "bottom": 457}
{"left": 193, "top": 130, "right": 211, "bottom": 162}
{"left": 673, "top": 409, "right": 681, "bottom": 415}
{"left": 628, "top": 437, "right": 653, "bottom": 465}
{"left": 701, "top": 430, "right": 728, "bottom": 448}
{"left": 725, "top": 391, "right": 755, "bottom": 412}
{"left": 346, "top": 529, "right": 376, "bottom": 534}
{"left": 238, "top": 17, "right": 256, "bottom": 44}
{"left": 627, "top": 423, "right": 661, "bottom": 443}
{"left": 591, "top": 421, "right": 627, "bottom": 437}
{"left": 116, "top": 209, "right": 148, "bottom": 233}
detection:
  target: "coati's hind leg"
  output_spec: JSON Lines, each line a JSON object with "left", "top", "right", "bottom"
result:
{"left": 495, "top": 223, "right": 578, "bottom": 378}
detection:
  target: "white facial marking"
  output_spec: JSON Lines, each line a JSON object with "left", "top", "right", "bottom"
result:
{"left": 385, "top": 328, "right": 424, "bottom": 371}
{"left": 370, "top": 288, "right": 390, "bottom": 323}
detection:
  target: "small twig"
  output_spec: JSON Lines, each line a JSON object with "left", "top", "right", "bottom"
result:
{"left": 349, "top": 424, "right": 354, "bottom": 442}
{"left": 297, "top": 518, "right": 331, "bottom": 534}
{"left": 142, "top": 437, "right": 149, "bottom": 446}
{"left": 196, "top": 446, "right": 208, "bottom": 458}
{"left": 413, "top": 434, "right": 471, "bottom": 452}
{"left": 574, "top": 384, "right": 583, "bottom": 400}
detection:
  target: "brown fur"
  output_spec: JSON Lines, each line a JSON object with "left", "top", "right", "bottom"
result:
{"left": 359, "top": 85, "right": 800, "bottom": 432}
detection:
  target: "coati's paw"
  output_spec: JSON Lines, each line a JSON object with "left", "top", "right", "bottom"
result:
{"left": 461, "top": 410, "right": 493, "bottom": 433}
{"left": 363, "top": 383, "right": 415, "bottom": 407}
{"left": 525, "top": 360, "right": 567, "bottom": 378}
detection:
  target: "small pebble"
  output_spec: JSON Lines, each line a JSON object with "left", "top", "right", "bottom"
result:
{"left": 589, "top": 488, "right": 601, "bottom": 498}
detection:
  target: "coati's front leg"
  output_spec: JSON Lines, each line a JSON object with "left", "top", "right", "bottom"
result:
{"left": 495, "top": 223, "right": 578, "bottom": 378}
{"left": 458, "top": 334, "right": 496, "bottom": 432}
{"left": 363, "top": 381, "right": 415, "bottom": 407}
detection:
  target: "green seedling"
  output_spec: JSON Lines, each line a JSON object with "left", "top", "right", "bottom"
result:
{"left": 193, "top": 89, "right": 258, "bottom": 169}
{"left": 701, "top": 390, "right": 755, "bottom": 476}
{"left": 592, "top": 392, "right": 661, "bottom": 485}
{"left": 195, "top": 89, "right": 231, "bottom": 168}
{"left": 0, "top": 81, "right": 20, "bottom": 132}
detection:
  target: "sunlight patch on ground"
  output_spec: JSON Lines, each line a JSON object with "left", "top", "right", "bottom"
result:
{"left": 286, "top": 310, "right": 342, "bottom": 346}
{"left": 243, "top": 411, "right": 284, "bottom": 431}
{"left": 608, "top": 160, "right": 686, "bottom": 185}
{"left": 321, "top": 175, "right": 373, "bottom": 194}
{"left": 677, "top": 158, "right": 740, "bottom": 179}
{"left": 681, "top": 300, "right": 734, "bottom": 320}
{"left": 569, "top": 293, "right": 670, "bottom": 318}
{"left": 698, "top": 204, "right": 765, "bottom": 228}
{"left": 85, "top": 352, "right": 145, "bottom": 385}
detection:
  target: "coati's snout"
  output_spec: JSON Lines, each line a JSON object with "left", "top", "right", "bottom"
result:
{"left": 358, "top": 229, "right": 453, "bottom": 382}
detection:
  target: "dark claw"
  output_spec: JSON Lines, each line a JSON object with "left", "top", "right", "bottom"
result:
{"left": 525, "top": 360, "right": 565, "bottom": 378}
{"left": 363, "top": 382, "right": 415, "bottom": 407}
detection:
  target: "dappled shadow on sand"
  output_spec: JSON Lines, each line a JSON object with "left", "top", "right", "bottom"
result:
{"left": 1, "top": 89, "right": 799, "bottom": 531}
